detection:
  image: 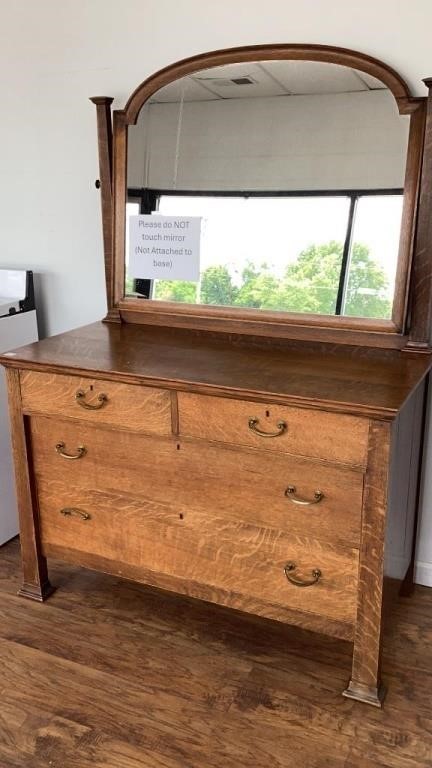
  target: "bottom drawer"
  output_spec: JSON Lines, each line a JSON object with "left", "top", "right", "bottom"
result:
{"left": 37, "top": 479, "right": 359, "bottom": 627}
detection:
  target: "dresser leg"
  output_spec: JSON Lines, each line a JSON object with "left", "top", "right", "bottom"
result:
{"left": 17, "top": 546, "right": 55, "bottom": 602}
{"left": 343, "top": 680, "right": 386, "bottom": 707}
{"left": 342, "top": 420, "right": 391, "bottom": 707}
{"left": 15, "top": 506, "right": 56, "bottom": 601}
{"left": 5, "top": 369, "right": 55, "bottom": 603}
{"left": 18, "top": 577, "right": 55, "bottom": 602}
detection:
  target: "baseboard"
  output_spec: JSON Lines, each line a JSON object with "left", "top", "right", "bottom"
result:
{"left": 414, "top": 561, "right": 432, "bottom": 587}
{"left": 387, "top": 554, "right": 432, "bottom": 587}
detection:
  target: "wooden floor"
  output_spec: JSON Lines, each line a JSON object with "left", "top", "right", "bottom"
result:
{"left": 1, "top": 539, "right": 432, "bottom": 768}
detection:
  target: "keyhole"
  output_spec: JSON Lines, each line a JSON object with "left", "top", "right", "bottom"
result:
{"left": 89, "top": 384, "right": 94, "bottom": 391}
{"left": 179, "top": 513, "right": 184, "bottom": 520}
{"left": 266, "top": 410, "right": 270, "bottom": 418}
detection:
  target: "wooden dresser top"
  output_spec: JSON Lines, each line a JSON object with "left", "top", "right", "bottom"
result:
{"left": 1, "top": 321, "right": 431, "bottom": 419}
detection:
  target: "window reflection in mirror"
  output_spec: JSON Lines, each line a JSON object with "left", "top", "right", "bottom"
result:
{"left": 125, "top": 59, "right": 409, "bottom": 320}
{"left": 343, "top": 195, "right": 403, "bottom": 317}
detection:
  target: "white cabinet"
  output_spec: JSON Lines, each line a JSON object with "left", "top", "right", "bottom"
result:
{"left": 0, "top": 271, "right": 38, "bottom": 545}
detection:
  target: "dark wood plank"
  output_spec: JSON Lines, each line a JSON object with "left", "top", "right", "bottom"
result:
{"left": 0, "top": 592, "right": 249, "bottom": 712}
{"left": 0, "top": 539, "right": 431, "bottom": 768}
{"left": 392, "top": 99, "right": 426, "bottom": 330}
{"left": 121, "top": 305, "right": 412, "bottom": 349}
{"left": 89, "top": 97, "right": 118, "bottom": 323}
{"left": 112, "top": 109, "right": 127, "bottom": 310}
{"left": 407, "top": 79, "right": 432, "bottom": 348}
{"left": 1, "top": 322, "right": 431, "bottom": 419}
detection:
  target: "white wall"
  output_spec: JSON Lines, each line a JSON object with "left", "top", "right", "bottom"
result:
{"left": 1, "top": 0, "right": 432, "bottom": 585}
{"left": 128, "top": 90, "right": 409, "bottom": 190}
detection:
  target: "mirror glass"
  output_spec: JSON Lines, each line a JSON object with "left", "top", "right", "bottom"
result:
{"left": 125, "top": 59, "right": 410, "bottom": 319}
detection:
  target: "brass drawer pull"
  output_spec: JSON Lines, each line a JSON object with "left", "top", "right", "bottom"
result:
{"left": 75, "top": 389, "right": 108, "bottom": 410}
{"left": 248, "top": 417, "right": 286, "bottom": 438}
{"left": 285, "top": 485, "right": 323, "bottom": 505}
{"left": 55, "top": 442, "right": 86, "bottom": 460}
{"left": 284, "top": 562, "right": 322, "bottom": 587}
{"left": 60, "top": 507, "right": 91, "bottom": 521}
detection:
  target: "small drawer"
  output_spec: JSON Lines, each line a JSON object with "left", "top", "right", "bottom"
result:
{"left": 178, "top": 392, "right": 369, "bottom": 466}
{"left": 20, "top": 370, "right": 172, "bottom": 435}
{"left": 36, "top": 479, "right": 359, "bottom": 626}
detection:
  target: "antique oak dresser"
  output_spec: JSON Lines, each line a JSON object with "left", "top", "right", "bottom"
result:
{"left": 2, "top": 44, "right": 432, "bottom": 708}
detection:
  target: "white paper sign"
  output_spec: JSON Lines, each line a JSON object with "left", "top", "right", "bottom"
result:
{"left": 128, "top": 215, "right": 201, "bottom": 281}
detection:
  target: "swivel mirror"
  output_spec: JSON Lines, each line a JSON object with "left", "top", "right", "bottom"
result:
{"left": 96, "top": 44, "right": 428, "bottom": 346}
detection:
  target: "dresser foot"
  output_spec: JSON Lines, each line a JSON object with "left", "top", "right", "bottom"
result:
{"left": 342, "top": 680, "right": 386, "bottom": 707}
{"left": 103, "top": 308, "right": 122, "bottom": 324}
{"left": 18, "top": 581, "right": 56, "bottom": 602}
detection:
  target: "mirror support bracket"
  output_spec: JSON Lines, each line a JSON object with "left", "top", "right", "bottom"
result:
{"left": 404, "top": 78, "right": 432, "bottom": 351}
{"left": 90, "top": 96, "right": 121, "bottom": 324}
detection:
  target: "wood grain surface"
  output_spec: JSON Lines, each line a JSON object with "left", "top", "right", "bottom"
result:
{"left": 2, "top": 322, "right": 430, "bottom": 419}
{"left": 0, "top": 537, "right": 431, "bottom": 768}
{"left": 4, "top": 370, "right": 54, "bottom": 601}
{"left": 20, "top": 370, "right": 172, "bottom": 434}
{"left": 407, "top": 80, "right": 432, "bottom": 348}
{"left": 34, "top": 477, "right": 359, "bottom": 626}
{"left": 344, "top": 420, "right": 391, "bottom": 706}
{"left": 392, "top": 99, "right": 426, "bottom": 331}
{"left": 28, "top": 416, "right": 364, "bottom": 547}
{"left": 179, "top": 391, "right": 369, "bottom": 466}
{"left": 2, "top": 323, "right": 430, "bottom": 711}
{"left": 89, "top": 97, "right": 116, "bottom": 321}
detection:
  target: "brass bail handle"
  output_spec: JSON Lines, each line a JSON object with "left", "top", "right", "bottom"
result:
{"left": 60, "top": 507, "right": 91, "bottom": 521}
{"left": 285, "top": 486, "right": 323, "bottom": 506}
{"left": 55, "top": 442, "right": 86, "bottom": 460}
{"left": 284, "top": 562, "right": 322, "bottom": 587}
{"left": 75, "top": 389, "right": 108, "bottom": 410}
{"left": 248, "top": 417, "right": 286, "bottom": 438}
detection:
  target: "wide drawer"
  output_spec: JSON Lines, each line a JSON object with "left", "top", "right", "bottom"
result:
{"left": 178, "top": 392, "right": 369, "bottom": 466}
{"left": 36, "top": 478, "right": 359, "bottom": 626}
{"left": 29, "top": 416, "right": 364, "bottom": 548}
{"left": 20, "top": 370, "right": 172, "bottom": 435}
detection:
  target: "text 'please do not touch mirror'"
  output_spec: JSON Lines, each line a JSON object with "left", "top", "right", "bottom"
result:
{"left": 125, "top": 58, "right": 410, "bottom": 321}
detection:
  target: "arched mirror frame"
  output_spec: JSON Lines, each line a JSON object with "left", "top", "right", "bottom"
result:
{"left": 98, "top": 44, "right": 431, "bottom": 349}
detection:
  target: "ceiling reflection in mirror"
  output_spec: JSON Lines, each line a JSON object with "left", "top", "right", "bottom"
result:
{"left": 125, "top": 59, "right": 409, "bottom": 319}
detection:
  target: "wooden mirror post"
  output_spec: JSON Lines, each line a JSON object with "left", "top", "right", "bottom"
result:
{"left": 89, "top": 96, "right": 121, "bottom": 324}
{"left": 405, "top": 78, "right": 432, "bottom": 350}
